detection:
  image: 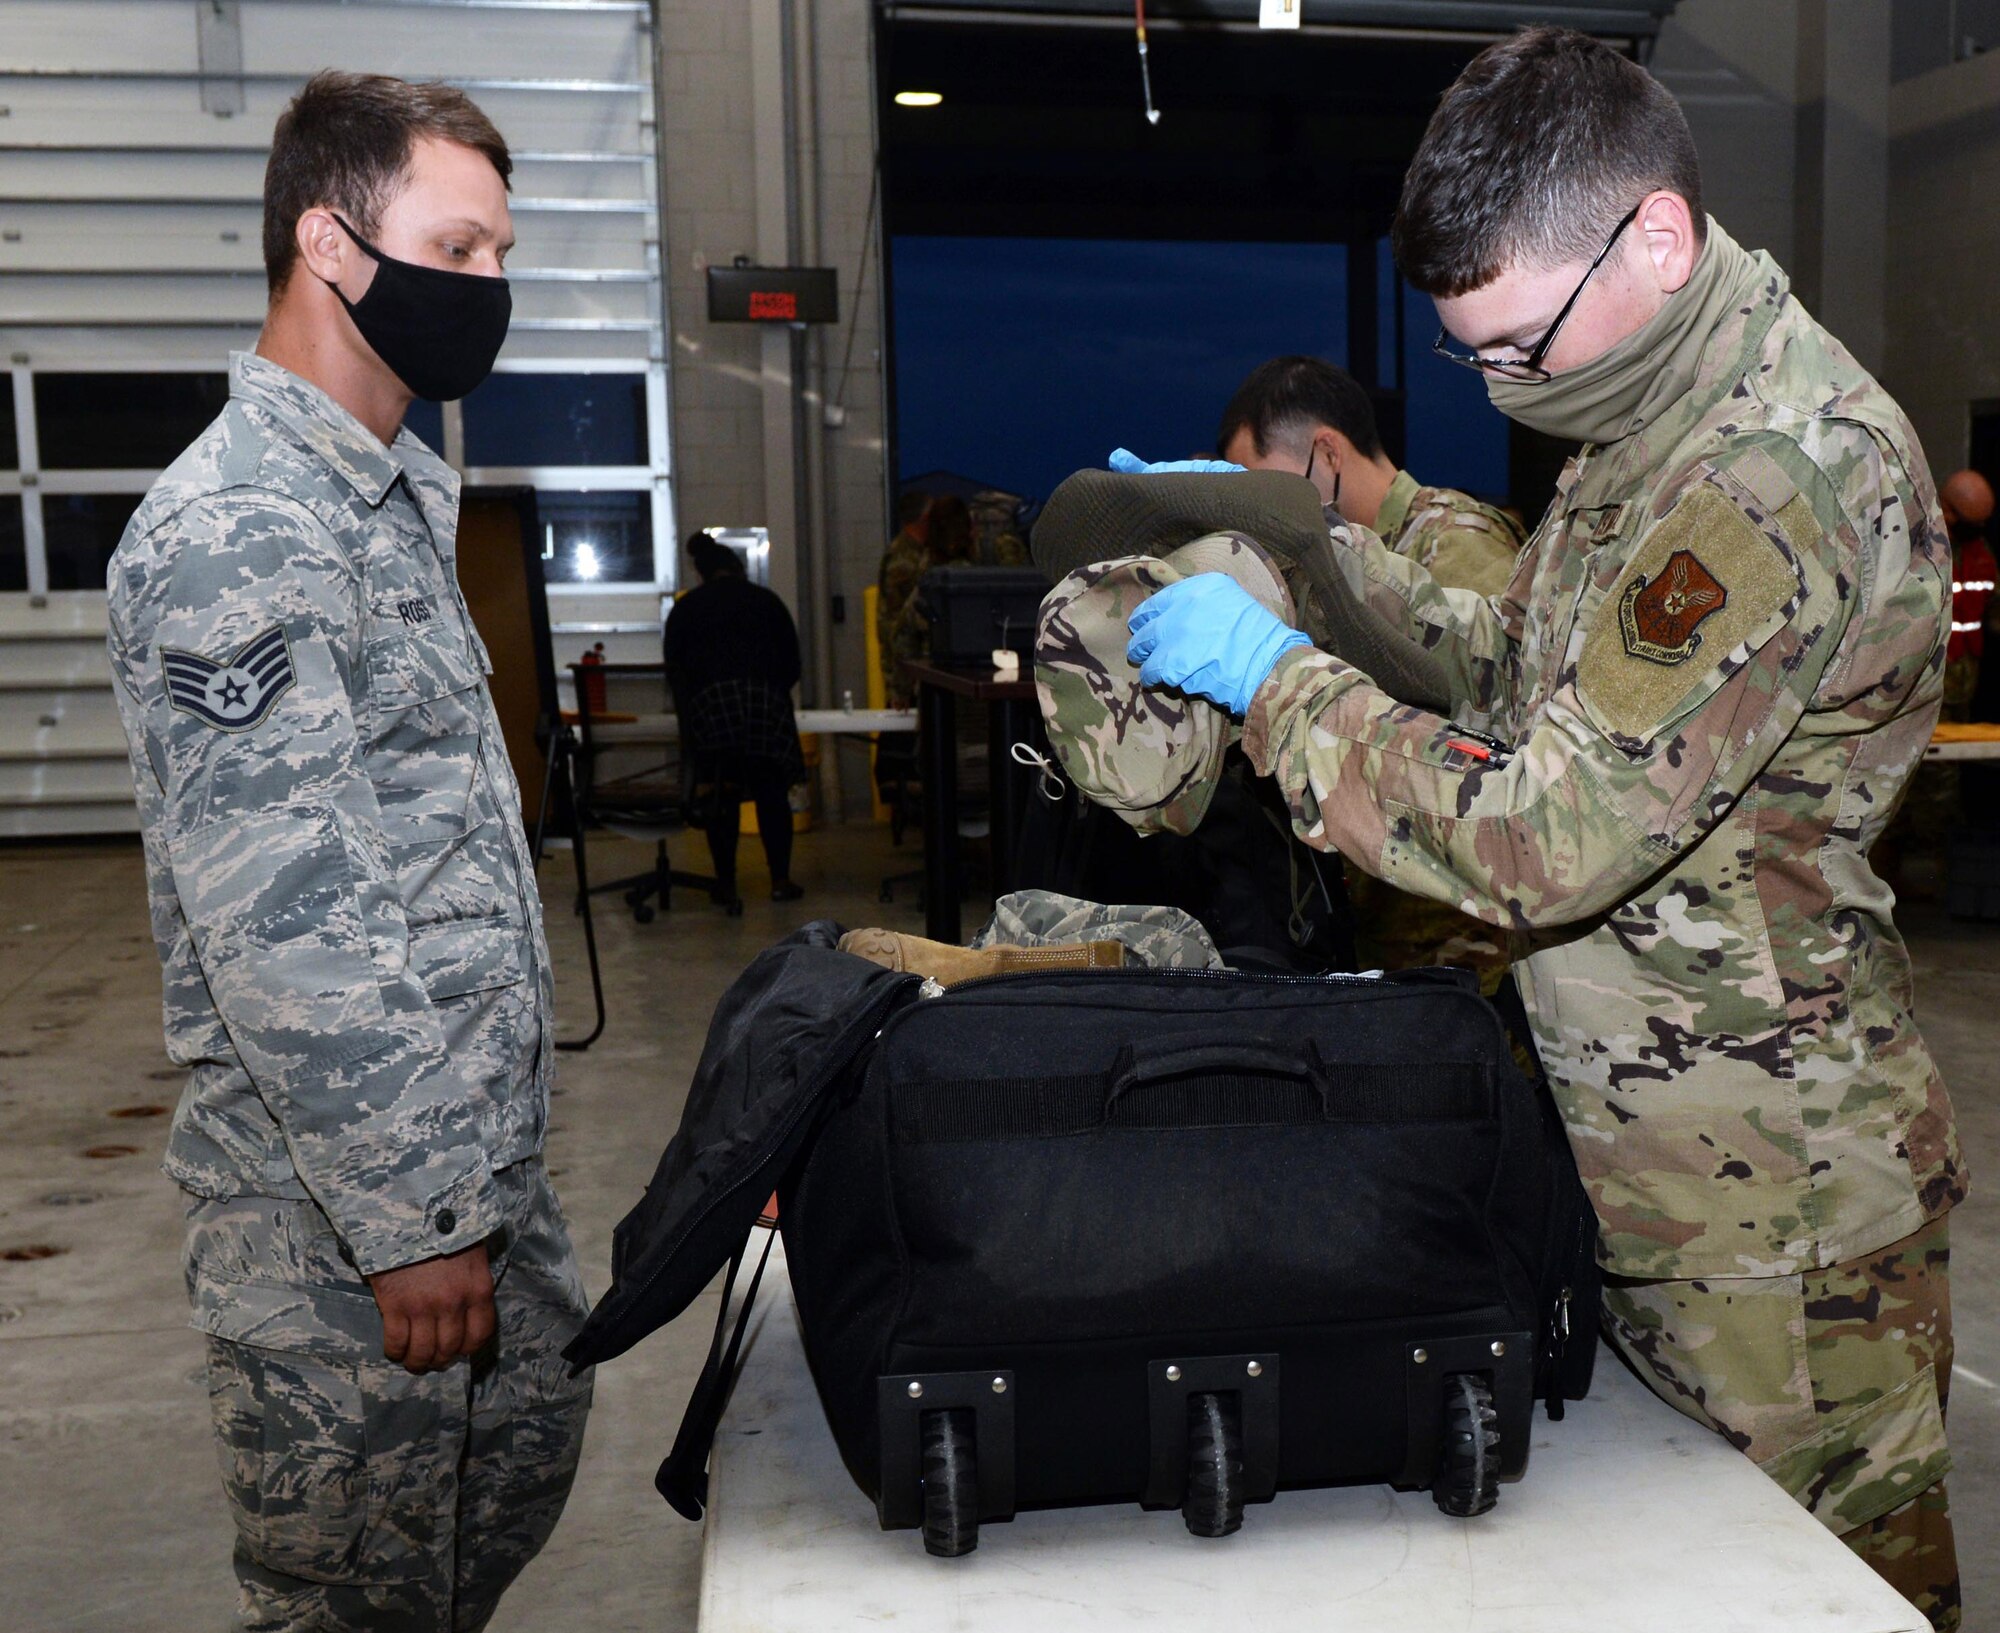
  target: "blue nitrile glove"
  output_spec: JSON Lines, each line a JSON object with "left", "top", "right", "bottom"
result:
{"left": 1126, "top": 573, "right": 1312, "bottom": 716}
{"left": 1109, "top": 447, "right": 1245, "bottom": 475}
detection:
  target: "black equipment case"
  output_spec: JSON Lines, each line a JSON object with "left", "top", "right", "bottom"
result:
{"left": 915, "top": 565, "right": 1049, "bottom": 663}
{"left": 567, "top": 936, "right": 1599, "bottom": 1557}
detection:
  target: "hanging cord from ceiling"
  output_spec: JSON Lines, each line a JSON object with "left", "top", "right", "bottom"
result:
{"left": 1134, "top": 0, "right": 1161, "bottom": 125}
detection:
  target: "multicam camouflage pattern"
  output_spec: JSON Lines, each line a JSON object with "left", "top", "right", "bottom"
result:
{"left": 1242, "top": 241, "right": 1966, "bottom": 1283}
{"left": 1847, "top": 1479, "right": 1960, "bottom": 1632}
{"left": 1350, "top": 471, "right": 1527, "bottom": 981}
{"left": 876, "top": 525, "right": 929, "bottom": 707}
{"left": 193, "top": 1159, "right": 593, "bottom": 1632}
{"left": 972, "top": 889, "right": 1225, "bottom": 969}
{"left": 106, "top": 352, "right": 555, "bottom": 1278}
{"left": 1036, "top": 534, "right": 1289, "bottom": 836}
{"left": 1372, "top": 466, "right": 1524, "bottom": 600}
{"left": 968, "top": 488, "right": 1032, "bottom": 568}
{"left": 1602, "top": 1217, "right": 1957, "bottom": 1630}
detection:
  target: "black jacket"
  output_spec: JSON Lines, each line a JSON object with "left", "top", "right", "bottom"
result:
{"left": 663, "top": 575, "right": 802, "bottom": 692}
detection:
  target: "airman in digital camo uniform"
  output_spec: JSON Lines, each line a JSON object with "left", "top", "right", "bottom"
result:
{"left": 107, "top": 74, "right": 589, "bottom": 1632}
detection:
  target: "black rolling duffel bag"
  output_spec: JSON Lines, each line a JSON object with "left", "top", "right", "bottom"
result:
{"left": 780, "top": 961, "right": 1598, "bottom": 1556}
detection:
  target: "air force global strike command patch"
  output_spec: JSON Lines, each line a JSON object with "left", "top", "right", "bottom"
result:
{"left": 161, "top": 625, "right": 298, "bottom": 731}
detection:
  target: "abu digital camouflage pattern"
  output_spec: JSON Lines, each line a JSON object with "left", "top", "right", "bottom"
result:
{"left": 193, "top": 1160, "right": 593, "bottom": 1632}
{"left": 107, "top": 352, "right": 553, "bottom": 1277}
{"left": 1602, "top": 1217, "right": 1957, "bottom": 1629}
{"left": 971, "top": 888, "right": 1226, "bottom": 969}
{"left": 1371, "top": 466, "right": 1524, "bottom": 601}
{"left": 1036, "top": 532, "right": 1291, "bottom": 836}
{"left": 108, "top": 353, "right": 589, "bottom": 1631}
{"left": 1241, "top": 228, "right": 1965, "bottom": 1285}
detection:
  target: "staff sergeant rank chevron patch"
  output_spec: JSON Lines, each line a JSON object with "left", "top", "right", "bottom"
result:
{"left": 161, "top": 625, "right": 298, "bottom": 731}
{"left": 1619, "top": 548, "right": 1728, "bottom": 665}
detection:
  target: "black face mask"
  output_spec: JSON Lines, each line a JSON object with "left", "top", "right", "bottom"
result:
{"left": 328, "top": 216, "right": 511, "bottom": 402}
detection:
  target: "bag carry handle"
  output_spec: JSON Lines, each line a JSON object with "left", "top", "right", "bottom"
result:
{"left": 1107, "top": 1037, "right": 1331, "bottom": 1107}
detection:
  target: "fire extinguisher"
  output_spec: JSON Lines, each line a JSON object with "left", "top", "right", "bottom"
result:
{"left": 578, "top": 642, "right": 607, "bottom": 716}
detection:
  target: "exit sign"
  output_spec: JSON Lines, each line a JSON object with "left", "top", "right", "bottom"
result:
{"left": 707, "top": 266, "right": 839, "bottom": 325}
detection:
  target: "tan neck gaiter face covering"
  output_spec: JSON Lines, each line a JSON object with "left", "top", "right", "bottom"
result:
{"left": 1483, "top": 217, "right": 1756, "bottom": 447}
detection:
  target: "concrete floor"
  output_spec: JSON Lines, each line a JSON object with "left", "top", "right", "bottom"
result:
{"left": 1, "top": 823, "right": 1996, "bottom": 1630}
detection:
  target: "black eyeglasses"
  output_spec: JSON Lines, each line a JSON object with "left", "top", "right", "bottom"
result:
{"left": 1431, "top": 202, "right": 1644, "bottom": 382}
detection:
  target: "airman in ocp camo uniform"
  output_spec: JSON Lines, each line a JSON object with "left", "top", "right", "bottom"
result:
{"left": 1217, "top": 356, "right": 1524, "bottom": 982}
{"left": 106, "top": 72, "right": 590, "bottom": 1633}
{"left": 1124, "top": 32, "right": 1965, "bottom": 1630}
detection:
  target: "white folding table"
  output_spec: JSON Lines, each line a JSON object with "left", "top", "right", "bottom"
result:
{"left": 697, "top": 1240, "right": 1925, "bottom": 1633}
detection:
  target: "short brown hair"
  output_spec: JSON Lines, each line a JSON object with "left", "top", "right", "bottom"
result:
{"left": 263, "top": 71, "right": 511, "bottom": 293}
{"left": 1391, "top": 27, "right": 1703, "bottom": 298}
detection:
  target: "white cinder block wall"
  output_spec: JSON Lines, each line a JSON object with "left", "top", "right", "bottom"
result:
{"left": 655, "top": 0, "right": 888, "bottom": 729}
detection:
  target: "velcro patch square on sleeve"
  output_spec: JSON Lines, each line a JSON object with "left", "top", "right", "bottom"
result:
{"left": 161, "top": 624, "right": 298, "bottom": 731}
{"left": 1577, "top": 476, "right": 1804, "bottom": 748}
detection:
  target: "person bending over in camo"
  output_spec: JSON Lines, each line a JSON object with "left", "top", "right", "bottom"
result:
{"left": 1218, "top": 354, "right": 1523, "bottom": 600}
{"left": 107, "top": 71, "right": 591, "bottom": 1632}
{"left": 1217, "top": 354, "right": 1524, "bottom": 986}
{"left": 1122, "top": 29, "right": 1965, "bottom": 1630}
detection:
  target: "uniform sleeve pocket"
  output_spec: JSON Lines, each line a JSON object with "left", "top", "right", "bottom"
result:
{"left": 171, "top": 805, "right": 392, "bottom": 1079}
{"left": 1573, "top": 464, "right": 1809, "bottom": 756}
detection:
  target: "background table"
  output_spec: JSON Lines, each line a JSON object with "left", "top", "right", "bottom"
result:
{"left": 1921, "top": 736, "right": 2000, "bottom": 760}
{"left": 698, "top": 1240, "right": 1926, "bottom": 1633}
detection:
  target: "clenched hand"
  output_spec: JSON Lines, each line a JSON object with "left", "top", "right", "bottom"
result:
{"left": 368, "top": 1243, "right": 497, "bottom": 1373}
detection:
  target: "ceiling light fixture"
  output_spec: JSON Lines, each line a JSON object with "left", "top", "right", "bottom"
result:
{"left": 894, "top": 90, "right": 943, "bottom": 108}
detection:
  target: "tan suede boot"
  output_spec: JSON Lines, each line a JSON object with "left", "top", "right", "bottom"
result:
{"left": 836, "top": 929, "right": 1129, "bottom": 986}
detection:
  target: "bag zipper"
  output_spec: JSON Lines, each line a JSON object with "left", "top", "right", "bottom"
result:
{"left": 1544, "top": 1284, "right": 1572, "bottom": 1422}
{"left": 911, "top": 965, "right": 1505, "bottom": 1064}
{"left": 928, "top": 963, "right": 1395, "bottom": 998}
{"left": 1541, "top": 1205, "right": 1597, "bottom": 1421}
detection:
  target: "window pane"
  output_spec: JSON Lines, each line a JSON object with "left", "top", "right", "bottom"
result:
{"left": 44, "top": 493, "right": 144, "bottom": 590}
{"left": 36, "top": 373, "right": 229, "bottom": 469}
{"left": 0, "top": 496, "right": 24, "bottom": 590}
{"left": 403, "top": 399, "right": 446, "bottom": 458}
{"left": 538, "top": 490, "right": 653, "bottom": 584}
{"left": 0, "top": 380, "right": 17, "bottom": 471}
{"left": 464, "top": 373, "right": 647, "bottom": 468}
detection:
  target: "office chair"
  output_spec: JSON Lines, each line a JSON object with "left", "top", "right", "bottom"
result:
{"left": 569, "top": 663, "right": 727, "bottom": 922}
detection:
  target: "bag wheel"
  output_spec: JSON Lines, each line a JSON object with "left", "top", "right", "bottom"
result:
{"left": 920, "top": 1407, "right": 979, "bottom": 1557}
{"left": 1433, "top": 1372, "right": 1501, "bottom": 1518}
{"left": 1183, "top": 1391, "right": 1245, "bottom": 1538}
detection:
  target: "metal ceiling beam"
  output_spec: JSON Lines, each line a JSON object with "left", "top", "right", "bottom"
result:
{"left": 876, "top": 0, "right": 1678, "bottom": 38}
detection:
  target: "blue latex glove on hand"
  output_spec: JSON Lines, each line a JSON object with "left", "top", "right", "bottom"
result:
{"left": 1109, "top": 447, "right": 1245, "bottom": 475}
{"left": 1126, "top": 573, "right": 1312, "bottom": 716}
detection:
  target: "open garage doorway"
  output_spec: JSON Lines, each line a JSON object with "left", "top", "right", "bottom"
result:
{"left": 873, "top": 9, "right": 1542, "bottom": 517}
